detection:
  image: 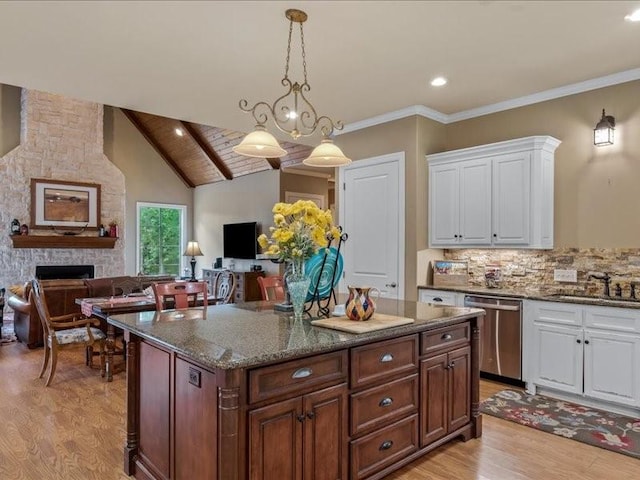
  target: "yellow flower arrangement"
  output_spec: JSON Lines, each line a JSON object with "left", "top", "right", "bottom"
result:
{"left": 258, "top": 200, "right": 341, "bottom": 265}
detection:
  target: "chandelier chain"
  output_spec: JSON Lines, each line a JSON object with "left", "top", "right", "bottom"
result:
{"left": 300, "top": 22, "right": 308, "bottom": 84}
{"left": 284, "top": 17, "right": 293, "bottom": 80}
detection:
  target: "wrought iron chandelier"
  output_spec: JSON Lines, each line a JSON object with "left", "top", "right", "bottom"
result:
{"left": 233, "top": 9, "right": 351, "bottom": 167}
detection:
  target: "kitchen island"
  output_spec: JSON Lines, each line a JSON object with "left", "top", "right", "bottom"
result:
{"left": 108, "top": 299, "right": 484, "bottom": 480}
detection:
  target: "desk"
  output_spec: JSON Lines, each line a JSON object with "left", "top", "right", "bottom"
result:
{"left": 77, "top": 294, "right": 216, "bottom": 381}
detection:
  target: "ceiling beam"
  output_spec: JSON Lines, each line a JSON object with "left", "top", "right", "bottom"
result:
{"left": 121, "top": 109, "right": 195, "bottom": 188}
{"left": 265, "top": 158, "right": 280, "bottom": 170}
{"left": 181, "top": 121, "right": 233, "bottom": 180}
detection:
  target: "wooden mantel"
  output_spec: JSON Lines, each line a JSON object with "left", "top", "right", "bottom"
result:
{"left": 9, "top": 235, "right": 118, "bottom": 249}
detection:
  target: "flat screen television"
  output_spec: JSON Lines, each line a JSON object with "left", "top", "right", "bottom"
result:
{"left": 223, "top": 221, "right": 259, "bottom": 259}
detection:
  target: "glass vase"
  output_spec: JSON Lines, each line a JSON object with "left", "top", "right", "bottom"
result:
{"left": 287, "top": 258, "right": 310, "bottom": 320}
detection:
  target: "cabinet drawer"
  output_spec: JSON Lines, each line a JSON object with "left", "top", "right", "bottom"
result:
{"left": 350, "top": 414, "right": 418, "bottom": 480}
{"left": 249, "top": 350, "right": 348, "bottom": 404}
{"left": 350, "top": 374, "right": 418, "bottom": 437}
{"left": 421, "top": 322, "right": 470, "bottom": 356}
{"left": 351, "top": 336, "right": 419, "bottom": 389}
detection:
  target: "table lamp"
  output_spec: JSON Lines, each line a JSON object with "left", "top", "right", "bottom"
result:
{"left": 183, "top": 241, "right": 204, "bottom": 282}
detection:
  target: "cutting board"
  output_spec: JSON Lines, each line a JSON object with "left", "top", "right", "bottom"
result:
{"left": 311, "top": 313, "right": 414, "bottom": 334}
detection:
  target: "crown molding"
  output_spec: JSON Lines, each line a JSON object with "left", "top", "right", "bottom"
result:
{"left": 338, "top": 68, "right": 640, "bottom": 134}
{"left": 282, "top": 167, "right": 333, "bottom": 179}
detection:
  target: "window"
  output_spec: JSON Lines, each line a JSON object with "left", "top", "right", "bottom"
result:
{"left": 137, "top": 202, "right": 187, "bottom": 276}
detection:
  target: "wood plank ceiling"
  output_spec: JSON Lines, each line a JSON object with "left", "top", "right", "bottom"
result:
{"left": 121, "top": 109, "right": 314, "bottom": 188}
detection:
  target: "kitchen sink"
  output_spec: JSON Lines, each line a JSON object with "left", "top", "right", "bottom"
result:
{"left": 546, "top": 294, "right": 640, "bottom": 307}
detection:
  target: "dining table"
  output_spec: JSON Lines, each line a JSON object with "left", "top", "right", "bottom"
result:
{"left": 76, "top": 293, "right": 218, "bottom": 381}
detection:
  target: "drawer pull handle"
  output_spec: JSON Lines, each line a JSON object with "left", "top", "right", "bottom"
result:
{"left": 292, "top": 367, "right": 313, "bottom": 379}
{"left": 379, "top": 440, "right": 394, "bottom": 451}
{"left": 297, "top": 414, "right": 306, "bottom": 423}
{"left": 379, "top": 397, "right": 393, "bottom": 407}
{"left": 441, "top": 333, "right": 453, "bottom": 341}
{"left": 380, "top": 353, "right": 394, "bottom": 363}
{"left": 433, "top": 297, "right": 443, "bottom": 302}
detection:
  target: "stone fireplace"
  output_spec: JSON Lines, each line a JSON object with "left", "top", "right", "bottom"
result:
{"left": 0, "top": 89, "right": 125, "bottom": 291}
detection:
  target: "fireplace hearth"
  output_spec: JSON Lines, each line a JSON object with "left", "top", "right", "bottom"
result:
{"left": 35, "top": 265, "right": 95, "bottom": 280}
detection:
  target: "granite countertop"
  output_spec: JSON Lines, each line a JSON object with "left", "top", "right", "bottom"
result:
{"left": 106, "top": 300, "right": 484, "bottom": 371}
{"left": 417, "top": 284, "right": 640, "bottom": 309}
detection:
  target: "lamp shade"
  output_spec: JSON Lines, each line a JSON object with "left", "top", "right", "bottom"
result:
{"left": 183, "top": 241, "right": 203, "bottom": 257}
{"left": 302, "top": 138, "right": 352, "bottom": 167}
{"left": 232, "top": 126, "right": 288, "bottom": 158}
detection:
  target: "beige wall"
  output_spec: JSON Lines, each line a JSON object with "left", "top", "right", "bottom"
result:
{"left": 280, "top": 171, "right": 330, "bottom": 206}
{"left": 336, "top": 116, "right": 446, "bottom": 300}
{"left": 104, "top": 107, "right": 194, "bottom": 275}
{"left": 0, "top": 84, "right": 20, "bottom": 157}
{"left": 194, "top": 169, "right": 281, "bottom": 276}
{"left": 443, "top": 80, "right": 640, "bottom": 248}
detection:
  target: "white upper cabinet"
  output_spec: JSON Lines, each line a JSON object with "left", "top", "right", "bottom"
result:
{"left": 427, "top": 136, "right": 561, "bottom": 249}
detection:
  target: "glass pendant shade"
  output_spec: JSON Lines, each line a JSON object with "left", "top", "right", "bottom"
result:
{"left": 232, "top": 126, "right": 288, "bottom": 158}
{"left": 303, "top": 138, "right": 352, "bottom": 167}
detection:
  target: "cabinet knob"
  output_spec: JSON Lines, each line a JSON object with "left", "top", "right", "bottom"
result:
{"left": 379, "top": 397, "right": 393, "bottom": 408}
{"left": 584, "top": 339, "right": 590, "bottom": 345}
{"left": 297, "top": 414, "right": 306, "bottom": 423}
{"left": 576, "top": 339, "right": 581, "bottom": 344}
{"left": 292, "top": 367, "right": 313, "bottom": 379}
{"left": 306, "top": 411, "right": 315, "bottom": 420}
{"left": 493, "top": 233, "right": 497, "bottom": 237}
{"left": 380, "top": 353, "right": 394, "bottom": 363}
{"left": 379, "top": 440, "right": 394, "bottom": 451}
{"left": 454, "top": 234, "right": 458, "bottom": 238}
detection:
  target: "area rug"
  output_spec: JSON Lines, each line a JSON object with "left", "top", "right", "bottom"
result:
{"left": 481, "top": 389, "right": 640, "bottom": 459}
{"left": 0, "top": 313, "right": 16, "bottom": 345}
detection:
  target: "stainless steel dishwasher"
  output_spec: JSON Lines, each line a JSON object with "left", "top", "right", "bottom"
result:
{"left": 464, "top": 295, "right": 523, "bottom": 382}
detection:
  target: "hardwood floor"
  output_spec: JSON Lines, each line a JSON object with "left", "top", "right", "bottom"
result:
{"left": 1, "top": 340, "right": 638, "bottom": 479}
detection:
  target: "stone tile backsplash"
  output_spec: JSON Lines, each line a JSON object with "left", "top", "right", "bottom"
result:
{"left": 443, "top": 248, "right": 640, "bottom": 298}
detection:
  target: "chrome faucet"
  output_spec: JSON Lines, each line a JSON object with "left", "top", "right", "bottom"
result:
{"left": 587, "top": 271, "right": 611, "bottom": 297}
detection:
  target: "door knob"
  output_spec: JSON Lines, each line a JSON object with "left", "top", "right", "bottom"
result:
{"left": 385, "top": 282, "right": 397, "bottom": 288}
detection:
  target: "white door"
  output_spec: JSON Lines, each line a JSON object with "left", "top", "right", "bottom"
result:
{"left": 584, "top": 329, "right": 640, "bottom": 407}
{"left": 428, "top": 163, "right": 459, "bottom": 246}
{"left": 532, "top": 322, "right": 583, "bottom": 394}
{"left": 340, "top": 152, "right": 404, "bottom": 300}
{"left": 492, "top": 152, "right": 531, "bottom": 245}
{"left": 459, "top": 158, "right": 492, "bottom": 245}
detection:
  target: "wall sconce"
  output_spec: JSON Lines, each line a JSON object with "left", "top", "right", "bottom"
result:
{"left": 594, "top": 109, "right": 615, "bottom": 146}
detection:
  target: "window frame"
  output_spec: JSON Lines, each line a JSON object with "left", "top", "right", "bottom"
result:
{"left": 136, "top": 202, "right": 187, "bottom": 276}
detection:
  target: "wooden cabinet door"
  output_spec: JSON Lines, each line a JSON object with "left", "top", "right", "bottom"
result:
{"left": 447, "top": 346, "right": 471, "bottom": 432}
{"left": 138, "top": 341, "right": 171, "bottom": 479}
{"left": 532, "top": 322, "right": 583, "bottom": 394}
{"left": 175, "top": 358, "right": 217, "bottom": 480}
{"left": 249, "top": 397, "right": 303, "bottom": 480}
{"left": 458, "top": 158, "right": 492, "bottom": 245}
{"left": 303, "top": 384, "right": 348, "bottom": 480}
{"left": 584, "top": 329, "right": 640, "bottom": 407}
{"left": 492, "top": 152, "right": 531, "bottom": 245}
{"left": 429, "top": 163, "right": 460, "bottom": 246}
{"left": 419, "top": 353, "right": 448, "bottom": 447}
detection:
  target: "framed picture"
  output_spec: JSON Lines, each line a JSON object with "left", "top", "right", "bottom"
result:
{"left": 30, "top": 178, "right": 101, "bottom": 230}
{"left": 284, "top": 191, "right": 325, "bottom": 209}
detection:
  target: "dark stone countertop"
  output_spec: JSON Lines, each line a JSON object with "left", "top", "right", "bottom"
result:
{"left": 106, "top": 299, "right": 484, "bottom": 370}
{"left": 417, "top": 284, "right": 640, "bottom": 309}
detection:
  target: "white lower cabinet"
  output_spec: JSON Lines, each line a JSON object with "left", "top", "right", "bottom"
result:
{"left": 525, "top": 300, "right": 640, "bottom": 409}
{"left": 418, "top": 289, "right": 462, "bottom": 307}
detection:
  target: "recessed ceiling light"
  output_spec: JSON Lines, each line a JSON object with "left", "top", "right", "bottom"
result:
{"left": 625, "top": 9, "right": 640, "bottom": 21}
{"left": 430, "top": 77, "right": 448, "bottom": 87}
{"left": 175, "top": 128, "right": 184, "bottom": 136}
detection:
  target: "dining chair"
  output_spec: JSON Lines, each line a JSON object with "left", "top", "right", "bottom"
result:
{"left": 257, "top": 275, "right": 285, "bottom": 301}
{"left": 213, "top": 270, "right": 237, "bottom": 304}
{"left": 31, "top": 279, "right": 106, "bottom": 386}
{"left": 153, "top": 281, "right": 209, "bottom": 310}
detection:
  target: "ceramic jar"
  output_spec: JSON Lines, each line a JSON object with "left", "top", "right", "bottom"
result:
{"left": 345, "top": 286, "right": 380, "bottom": 321}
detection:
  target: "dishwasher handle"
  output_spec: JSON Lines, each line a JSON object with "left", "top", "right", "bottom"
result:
{"left": 464, "top": 301, "right": 520, "bottom": 312}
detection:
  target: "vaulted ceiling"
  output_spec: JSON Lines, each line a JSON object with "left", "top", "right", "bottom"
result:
{"left": 121, "top": 109, "right": 314, "bottom": 187}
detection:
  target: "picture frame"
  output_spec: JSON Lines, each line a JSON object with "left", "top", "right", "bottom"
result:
{"left": 284, "top": 191, "right": 325, "bottom": 209}
{"left": 30, "top": 178, "right": 101, "bottom": 230}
